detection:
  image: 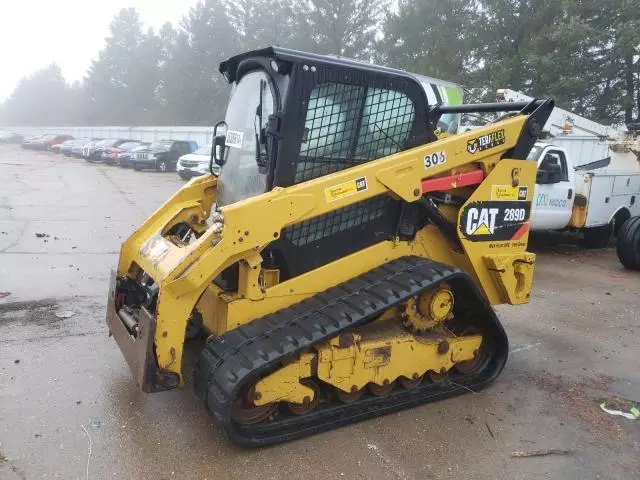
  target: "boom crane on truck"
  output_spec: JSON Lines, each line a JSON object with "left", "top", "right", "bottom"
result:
{"left": 498, "top": 88, "right": 639, "bottom": 171}
{"left": 498, "top": 89, "right": 640, "bottom": 247}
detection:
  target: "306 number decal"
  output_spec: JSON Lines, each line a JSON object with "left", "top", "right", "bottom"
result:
{"left": 424, "top": 151, "right": 446, "bottom": 168}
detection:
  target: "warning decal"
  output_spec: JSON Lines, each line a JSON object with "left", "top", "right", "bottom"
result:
{"left": 491, "top": 185, "right": 529, "bottom": 201}
{"left": 325, "top": 176, "right": 368, "bottom": 203}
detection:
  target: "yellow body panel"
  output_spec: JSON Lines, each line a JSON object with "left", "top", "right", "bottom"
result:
{"left": 254, "top": 318, "right": 482, "bottom": 405}
{"left": 316, "top": 327, "right": 481, "bottom": 394}
{"left": 113, "top": 115, "right": 536, "bottom": 381}
{"left": 199, "top": 240, "right": 419, "bottom": 334}
{"left": 484, "top": 253, "right": 536, "bottom": 304}
{"left": 254, "top": 354, "right": 316, "bottom": 405}
{"left": 457, "top": 159, "right": 538, "bottom": 304}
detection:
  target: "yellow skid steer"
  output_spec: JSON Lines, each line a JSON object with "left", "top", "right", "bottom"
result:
{"left": 106, "top": 47, "right": 553, "bottom": 445}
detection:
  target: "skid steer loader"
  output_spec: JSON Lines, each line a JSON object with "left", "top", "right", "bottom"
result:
{"left": 106, "top": 47, "right": 553, "bottom": 446}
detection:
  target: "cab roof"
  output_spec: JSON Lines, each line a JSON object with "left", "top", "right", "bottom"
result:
{"left": 219, "top": 46, "right": 461, "bottom": 91}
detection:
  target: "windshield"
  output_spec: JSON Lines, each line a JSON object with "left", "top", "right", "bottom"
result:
{"left": 217, "top": 70, "right": 275, "bottom": 207}
{"left": 131, "top": 144, "right": 149, "bottom": 152}
{"left": 527, "top": 145, "right": 543, "bottom": 161}
{"left": 194, "top": 145, "right": 212, "bottom": 156}
{"left": 150, "top": 141, "right": 172, "bottom": 151}
{"left": 96, "top": 138, "right": 118, "bottom": 146}
{"left": 118, "top": 141, "right": 140, "bottom": 150}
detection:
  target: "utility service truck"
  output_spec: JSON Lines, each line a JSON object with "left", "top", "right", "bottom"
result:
{"left": 499, "top": 89, "right": 640, "bottom": 247}
{"left": 527, "top": 142, "right": 640, "bottom": 246}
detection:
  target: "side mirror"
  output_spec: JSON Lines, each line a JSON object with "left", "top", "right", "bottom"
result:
{"left": 211, "top": 121, "right": 227, "bottom": 173}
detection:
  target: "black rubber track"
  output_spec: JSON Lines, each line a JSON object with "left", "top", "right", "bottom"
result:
{"left": 616, "top": 216, "right": 640, "bottom": 270}
{"left": 194, "top": 256, "right": 509, "bottom": 446}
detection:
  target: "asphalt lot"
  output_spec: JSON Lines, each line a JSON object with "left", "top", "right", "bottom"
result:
{"left": 1, "top": 144, "right": 639, "bottom": 480}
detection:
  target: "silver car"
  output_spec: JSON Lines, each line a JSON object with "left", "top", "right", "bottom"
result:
{"left": 176, "top": 145, "right": 219, "bottom": 179}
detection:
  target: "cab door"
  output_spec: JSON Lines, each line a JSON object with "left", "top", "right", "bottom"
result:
{"left": 531, "top": 148, "right": 574, "bottom": 230}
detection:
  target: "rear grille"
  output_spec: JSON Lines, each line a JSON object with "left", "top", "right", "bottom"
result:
{"left": 284, "top": 196, "right": 390, "bottom": 247}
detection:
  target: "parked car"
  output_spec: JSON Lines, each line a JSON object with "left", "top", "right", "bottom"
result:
{"left": 0, "top": 132, "right": 24, "bottom": 143}
{"left": 131, "top": 140, "right": 197, "bottom": 172}
{"left": 59, "top": 139, "right": 76, "bottom": 156}
{"left": 176, "top": 144, "right": 219, "bottom": 179}
{"left": 21, "top": 134, "right": 52, "bottom": 149}
{"left": 51, "top": 143, "right": 64, "bottom": 154}
{"left": 85, "top": 138, "right": 129, "bottom": 161}
{"left": 74, "top": 138, "right": 99, "bottom": 158}
{"left": 100, "top": 141, "right": 143, "bottom": 164}
{"left": 118, "top": 143, "right": 150, "bottom": 168}
{"left": 30, "top": 135, "right": 56, "bottom": 150}
{"left": 35, "top": 134, "right": 73, "bottom": 151}
{"left": 62, "top": 138, "right": 91, "bottom": 157}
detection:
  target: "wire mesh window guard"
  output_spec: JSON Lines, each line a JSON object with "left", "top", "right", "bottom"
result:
{"left": 296, "top": 82, "right": 416, "bottom": 183}
{"left": 285, "top": 82, "right": 414, "bottom": 247}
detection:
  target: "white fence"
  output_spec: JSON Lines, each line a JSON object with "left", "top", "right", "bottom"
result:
{"left": 5, "top": 126, "right": 215, "bottom": 145}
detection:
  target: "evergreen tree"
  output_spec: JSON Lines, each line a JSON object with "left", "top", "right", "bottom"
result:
{"left": 85, "top": 8, "right": 150, "bottom": 124}
{"left": 1, "top": 64, "right": 74, "bottom": 126}
{"left": 161, "top": 0, "right": 239, "bottom": 124}
{"left": 302, "top": 0, "right": 388, "bottom": 58}
{"left": 2, "top": 0, "right": 638, "bottom": 126}
{"left": 380, "top": 0, "right": 480, "bottom": 83}
{"left": 584, "top": 0, "right": 640, "bottom": 123}
{"left": 226, "top": 0, "right": 307, "bottom": 51}
{"left": 473, "top": 0, "right": 592, "bottom": 110}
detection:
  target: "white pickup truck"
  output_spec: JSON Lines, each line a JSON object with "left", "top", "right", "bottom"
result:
{"left": 527, "top": 142, "right": 640, "bottom": 247}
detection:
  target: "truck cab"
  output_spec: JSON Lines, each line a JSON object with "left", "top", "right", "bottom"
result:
{"left": 528, "top": 141, "right": 640, "bottom": 247}
{"left": 528, "top": 143, "right": 575, "bottom": 230}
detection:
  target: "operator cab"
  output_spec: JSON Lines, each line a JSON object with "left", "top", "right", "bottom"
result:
{"left": 213, "top": 47, "right": 463, "bottom": 207}
{"left": 212, "top": 47, "right": 464, "bottom": 282}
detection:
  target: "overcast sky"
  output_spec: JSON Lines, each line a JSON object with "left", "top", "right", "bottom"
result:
{"left": 0, "top": 0, "right": 199, "bottom": 102}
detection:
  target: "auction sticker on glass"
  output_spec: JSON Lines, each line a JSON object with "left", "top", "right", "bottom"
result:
{"left": 226, "top": 130, "right": 244, "bottom": 148}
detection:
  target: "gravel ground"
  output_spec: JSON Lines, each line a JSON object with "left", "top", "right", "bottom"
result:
{"left": 1, "top": 145, "right": 639, "bottom": 480}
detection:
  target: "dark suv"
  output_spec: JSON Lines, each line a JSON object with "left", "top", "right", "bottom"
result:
{"left": 131, "top": 140, "right": 197, "bottom": 172}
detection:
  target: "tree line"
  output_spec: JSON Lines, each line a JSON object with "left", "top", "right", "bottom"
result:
{"left": 1, "top": 0, "right": 638, "bottom": 127}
